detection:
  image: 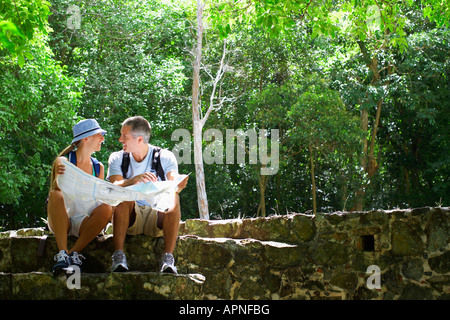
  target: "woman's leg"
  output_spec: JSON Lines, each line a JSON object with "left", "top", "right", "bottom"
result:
{"left": 70, "top": 204, "right": 113, "bottom": 253}
{"left": 47, "top": 190, "right": 70, "bottom": 252}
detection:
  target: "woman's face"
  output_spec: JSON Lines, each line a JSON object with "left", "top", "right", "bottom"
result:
{"left": 84, "top": 132, "right": 105, "bottom": 152}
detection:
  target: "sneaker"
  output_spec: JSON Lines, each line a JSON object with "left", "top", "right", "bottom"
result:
{"left": 68, "top": 251, "right": 85, "bottom": 273}
{"left": 160, "top": 253, "right": 178, "bottom": 274}
{"left": 111, "top": 250, "right": 129, "bottom": 272}
{"left": 52, "top": 250, "right": 70, "bottom": 275}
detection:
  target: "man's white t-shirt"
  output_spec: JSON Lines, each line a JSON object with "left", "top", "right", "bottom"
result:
{"left": 107, "top": 144, "right": 178, "bottom": 206}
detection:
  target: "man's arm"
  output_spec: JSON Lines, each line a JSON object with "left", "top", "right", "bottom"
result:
{"left": 108, "top": 175, "right": 127, "bottom": 186}
{"left": 160, "top": 149, "right": 188, "bottom": 192}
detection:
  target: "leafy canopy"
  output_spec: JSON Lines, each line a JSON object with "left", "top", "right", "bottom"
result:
{"left": 0, "top": 0, "right": 51, "bottom": 66}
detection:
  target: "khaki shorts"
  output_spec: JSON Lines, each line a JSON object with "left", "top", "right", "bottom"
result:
{"left": 127, "top": 203, "right": 164, "bottom": 237}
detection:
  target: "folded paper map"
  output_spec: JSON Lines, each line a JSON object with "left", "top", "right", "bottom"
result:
{"left": 56, "top": 158, "right": 187, "bottom": 213}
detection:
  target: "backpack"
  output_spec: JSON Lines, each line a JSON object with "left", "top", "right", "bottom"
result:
{"left": 121, "top": 146, "right": 166, "bottom": 181}
{"left": 68, "top": 151, "right": 101, "bottom": 177}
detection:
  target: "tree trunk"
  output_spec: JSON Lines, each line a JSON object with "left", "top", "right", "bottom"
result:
{"left": 256, "top": 172, "right": 269, "bottom": 217}
{"left": 192, "top": 0, "right": 209, "bottom": 219}
{"left": 367, "top": 98, "right": 382, "bottom": 178}
{"left": 355, "top": 108, "right": 369, "bottom": 211}
{"left": 308, "top": 145, "right": 317, "bottom": 215}
{"left": 354, "top": 40, "right": 383, "bottom": 211}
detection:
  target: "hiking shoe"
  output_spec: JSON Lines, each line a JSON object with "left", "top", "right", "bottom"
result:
{"left": 160, "top": 253, "right": 178, "bottom": 274}
{"left": 67, "top": 251, "right": 85, "bottom": 274}
{"left": 111, "top": 250, "right": 129, "bottom": 272}
{"left": 52, "top": 250, "right": 70, "bottom": 275}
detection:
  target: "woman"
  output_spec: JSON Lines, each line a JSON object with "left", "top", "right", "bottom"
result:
{"left": 47, "top": 119, "right": 113, "bottom": 275}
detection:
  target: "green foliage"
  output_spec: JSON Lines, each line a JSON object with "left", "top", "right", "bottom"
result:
{"left": 245, "top": 76, "right": 363, "bottom": 211}
{"left": 421, "top": 0, "right": 450, "bottom": 28}
{"left": 288, "top": 78, "right": 361, "bottom": 151}
{"left": 369, "top": 27, "right": 450, "bottom": 208}
{"left": 46, "top": 0, "right": 192, "bottom": 161}
{"left": 0, "top": 0, "right": 448, "bottom": 229}
{"left": 0, "top": 31, "right": 82, "bottom": 229}
{"left": 0, "top": 0, "right": 51, "bottom": 66}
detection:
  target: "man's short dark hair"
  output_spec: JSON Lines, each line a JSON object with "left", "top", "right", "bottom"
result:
{"left": 122, "top": 116, "right": 151, "bottom": 143}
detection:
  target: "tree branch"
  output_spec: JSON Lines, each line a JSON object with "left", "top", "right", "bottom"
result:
{"left": 202, "top": 39, "right": 227, "bottom": 126}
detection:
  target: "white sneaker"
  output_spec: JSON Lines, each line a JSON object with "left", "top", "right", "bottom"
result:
{"left": 52, "top": 250, "right": 70, "bottom": 275}
{"left": 68, "top": 251, "right": 85, "bottom": 273}
{"left": 160, "top": 253, "right": 178, "bottom": 274}
{"left": 111, "top": 250, "right": 129, "bottom": 272}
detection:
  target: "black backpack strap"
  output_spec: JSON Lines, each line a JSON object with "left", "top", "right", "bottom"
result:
{"left": 121, "top": 152, "right": 130, "bottom": 178}
{"left": 121, "top": 148, "right": 165, "bottom": 181}
{"left": 151, "top": 146, "right": 166, "bottom": 181}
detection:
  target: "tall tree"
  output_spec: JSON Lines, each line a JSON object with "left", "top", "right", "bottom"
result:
{"left": 192, "top": 0, "right": 209, "bottom": 219}
{"left": 191, "top": 0, "right": 232, "bottom": 219}
{"left": 288, "top": 77, "right": 362, "bottom": 214}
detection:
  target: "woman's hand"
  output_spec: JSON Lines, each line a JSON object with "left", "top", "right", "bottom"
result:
{"left": 57, "top": 163, "right": 66, "bottom": 175}
{"left": 56, "top": 157, "right": 67, "bottom": 175}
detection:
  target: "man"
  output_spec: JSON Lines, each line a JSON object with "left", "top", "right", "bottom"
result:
{"left": 107, "top": 116, "right": 188, "bottom": 274}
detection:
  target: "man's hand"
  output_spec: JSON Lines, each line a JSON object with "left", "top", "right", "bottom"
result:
{"left": 128, "top": 172, "right": 158, "bottom": 185}
{"left": 166, "top": 172, "right": 189, "bottom": 194}
{"left": 109, "top": 171, "right": 157, "bottom": 187}
{"left": 176, "top": 174, "right": 189, "bottom": 193}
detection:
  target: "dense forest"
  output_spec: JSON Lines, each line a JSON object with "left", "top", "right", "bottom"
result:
{"left": 0, "top": 0, "right": 448, "bottom": 230}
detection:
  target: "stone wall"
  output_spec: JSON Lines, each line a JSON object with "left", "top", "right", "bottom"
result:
{"left": 0, "top": 206, "right": 448, "bottom": 300}
{"left": 178, "top": 206, "right": 449, "bottom": 299}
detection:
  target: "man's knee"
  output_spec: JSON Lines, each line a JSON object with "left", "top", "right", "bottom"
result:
{"left": 115, "top": 201, "right": 134, "bottom": 216}
{"left": 113, "top": 201, "right": 135, "bottom": 228}
{"left": 157, "top": 205, "right": 181, "bottom": 228}
{"left": 167, "top": 196, "right": 181, "bottom": 216}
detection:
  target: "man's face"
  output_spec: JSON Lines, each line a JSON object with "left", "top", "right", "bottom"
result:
{"left": 119, "top": 125, "right": 141, "bottom": 153}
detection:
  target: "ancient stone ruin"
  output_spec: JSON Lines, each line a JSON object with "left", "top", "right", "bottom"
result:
{"left": 0, "top": 206, "right": 448, "bottom": 299}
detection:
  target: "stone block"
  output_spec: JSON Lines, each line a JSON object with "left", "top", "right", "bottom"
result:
{"left": 391, "top": 221, "right": 424, "bottom": 256}
{"left": 1, "top": 272, "right": 205, "bottom": 300}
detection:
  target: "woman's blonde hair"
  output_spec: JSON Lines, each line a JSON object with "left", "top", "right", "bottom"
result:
{"left": 48, "top": 142, "right": 80, "bottom": 194}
